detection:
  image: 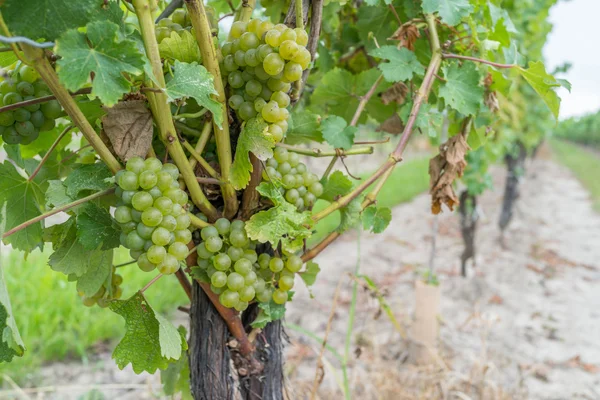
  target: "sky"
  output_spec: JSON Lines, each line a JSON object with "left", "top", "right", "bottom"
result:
{"left": 543, "top": 0, "right": 600, "bottom": 119}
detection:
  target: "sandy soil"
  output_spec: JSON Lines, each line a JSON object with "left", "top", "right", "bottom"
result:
{"left": 3, "top": 152, "right": 600, "bottom": 400}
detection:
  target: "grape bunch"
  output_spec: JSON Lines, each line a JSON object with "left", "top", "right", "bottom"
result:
{"left": 221, "top": 19, "right": 311, "bottom": 142}
{"left": 155, "top": 7, "right": 218, "bottom": 43}
{"left": 113, "top": 157, "right": 192, "bottom": 275}
{"left": 262, "top": 147, "right": 323, "bottom": 211}
{"left": 80, "top": 271, "right": 123, "bottom": 308}
{"left": 195, "top": 219, "right": 305, "bottom": 310}
{"left": 0, "top": 65, "right": 62, "bottom": 145}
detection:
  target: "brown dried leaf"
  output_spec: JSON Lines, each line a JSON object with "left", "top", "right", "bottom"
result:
{"left": 390, "top": 24, "right": 420, "bottom": 50}
{"left": 429, "top": 135, "right": 470, "bottom": 214}
{"left": 381, "top": 82, "right": 409, "bottom": 105}
{"left": 102, "top": 100, "right": 153, "bottom": 162}
{"left": 377, "top": 113, "right": 404, "bottom": 134}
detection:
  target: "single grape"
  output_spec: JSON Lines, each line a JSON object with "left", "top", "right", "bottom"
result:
{"left": 261, "top": 100, "right": 280, "bottom": 123}
{"left": 286, "top": 255, "right": 303, "bottom": 272}
{"left": 40, "top": 100, "right": 62, "bottom": 119}
{"left": 229, "top": 230, "right": 248, "bottom": 248}
{"left": 258, "top": 253, "right": 271, "bottom": 269}
{"left": 213, "top": 253, "right": 232, "bottom": 271}
{"left": 211, "top": 271, "right": 228, "bottom": 288}
{"left": 253, "top": 277, "right": 266, "bottom": 292}
{"left": 269, "top": 257, "right": 284, "bottom": 273}
{"left": 0, "top": 112, "right": 15, "bottom": 127}
{"left": 279, "top": 40, "right": 299, "bottom": 60}
{"left": 224, "top": 54, "right": 238, "bottom": 72}
{"left": 137, "top": 223, "right": 155, "bottom": 240}
{"left": 147, "top": 245, "right": 167, "bottom": 264}
{"left": 205, "top": 236, "right": 223, "bottom": 253}
{"left": 211, "top": 284, "right": 225, "bottom": 295}
{"left": 228, "top": 70, "right": 245, "bottom": 88}
{"left": 279, "top": 275, "right": 295, "bottom": 291}
{"left": 272, "top": 289, "right": 288, "bottom": 304}
{"left": 282, "top": 175, "right": 297, "bottom": 190}
{"left": 175, "top": 213, "right": 191, "bottom": 230}
{"left": 148, "top": 186, "right": 163, "bottom": 199}
{"left": 230, "top": 21, "right": 247, "bottom": 39}
{"left": 131, "top": 191, "right": 154, "bottom": 211}
{"left": 222, "top": 42, "right": 233, "bottom": 56}
{"left": 23, "top": 96, "right": 40, "bottom": 112}
{"left": 126, "top": 231, "right": 146, "bottom": 250}
{"left": 244, "top": 49, "right": 260, "bottom": 67}
{"left": 174, "top": 229, "right": 192, "bottom": 243}
{"left": 254, "top": 98, "right": 267, "bottom": 112}
{"left": 273, "top": 149, "right": 289, "bottom": 166}
{"left": 158, "top": 254, "right": 179, "bottom": 274}
{"left": 292, "top": 47, "right": 312, "bottom": 70}
{"left": 19, "top": 65, "right": 39, "bottom": 83}
{"left": 239, "top": 286, "right": 256, "bottom": 302}
{"left": 228, "top": 94, "right": 244, "bottom": 110}
{"left": 13, "top": 108, "right": 31, "bottom": 122}
{"left": 284, "top": 62, "right": 303, "bottom": 82}
{"left": 197, "top": 243, "right": 213, "bottom": 259}
{"left": 245, "top": 79, "right": 262, "bottom": 98}
{"left": 114, "top": 206, "right": 132, "bottom": 224}
{"left": 309, "top": 182, "right": 324, "bottom": 197}
{"left": 220, "top": 290, "right": 239, "bottom": 308}
{"left": 294, "top": 28, "right": 309, "bottom": 46}
{"left": 274, "top": 23, "right": 287, "bottom": 32}
{"left": 231, "top": 220, "right": 245, "bottom": 231}
{"left": 238, "top": 101, "right": 257, "bottom": 120}
{"left": 169, "top": 242, "right": 189, "bottom": 260}
{"left": 201, "top": 226, "right": 219, "bottom": 240}
{"left": 228, "top": 246, "right": 244, "bottom": 262}
{"left": 256, "top": 288, "right": 272, "bottom": 303}
{"left": 268, "top": 124, "right": 284, "bottom": 142}
{"left": 214, "top": 218, "right": 231, "bottom": 235}
{"left": 234, "top": 258, "right": 252, "bottom": 275}
{"left": 153, "top": 196, "right": 173, "bottom": 214}
{"left": 265, "top": 29, "right": 281, "bottom": 47}
{"left": 240, "top": 32, "right": 260, "bottom": 50}
{"left": 141, "top": 207, "right": 163, "bottom": 227}
{"left": 126, "top": 157, "right": 146, "bottom": 174}
{"left": 118, "top": 171, "right": 139, "bottom": 191}
{"left": 256, "top": 45, "right": 273, "bottom": 64}
{"left": 3, "top": 92, "right": 22, "bottom": 106}
{"left": 303, "top": 172, "right": 319, "bottom": 186}
{"left": 39, "top": 117, "right": 56, "bottom": 132}
{"left": 152, "top": 227, "right": 171, "bottom": 246}
{"left": 285, "top": 189, "right": 300, "bottom": 203}
{"left": 144, "top": 158, "right": 163, "bottom": 173}
{"left": 16, "top": 81, "right": 34, "bottom": 96}
{"left": 227, "top": 272, "right": 245, "bottom": 291}
{"left": 263, "top": 53, "right": 285, "bottom": 76}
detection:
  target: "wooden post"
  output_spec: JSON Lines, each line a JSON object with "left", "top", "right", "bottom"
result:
{"left": 409, "top": 280, "right": 441, "bottom": 365}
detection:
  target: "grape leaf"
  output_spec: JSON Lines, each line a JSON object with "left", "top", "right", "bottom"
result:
{"left": 159, "top": 31, "right": 202, "bottom": 64}
{"left": 76, "top": 204, "right": 120, "bottom": 250}
{"left": 362, "top": 206, "right": 392, "bottom": 233}
{"left": 48, "top": 218, "right": 104, "bottom": 277}
{"left": 64, "top": 163, "right": 113, "bottom": 198}
{"left": 230, "top": 118, "right": 275, "bottom": 190}
{"left": 56, "top": 21, "right": 145, "bottom": 106}
{"left": 369, "top": 46, "right": 424, "bottom": 82}
{"left": 422, "top": 0, "right": 473, "bottom": 26}
{"left": 165, "top": 61, "right": 223, "bottom": 128}
{"left": 245, "top": 183, "right": 312, "bottom": 253}
{"left": 75, "top": 249, "right": 112, "bottom": 297}
{"left": 319, "top": 116, "right": 357, "bottom": 150}
{"left": 102, "top": 100, "right": 153, "bottom": 162}
{"left": 161, "top": 339, "right": 192, "bottom": 399}
{"left": 517, "top": 61, "right": 561, "bottom": 121}
{"left": 299, "top": 261, "right": 320, "bottom": 287}
{"left": 2, "top": 0, "right": 123, "bottom": 42}
{"left": 0, "top": 204, "right": 26, "bottom": 362}
{"left": 250, "top": 299, "right": 287, "bottom": 329}
{"left": 337, "top": 198, "right": 363, "bottom": 233}
{"left": 110, "top": 292, "right": 185, "bottom": 374}
{"left": 439, "top": 62, "right": 483, "bottom": 116}
{"left": 45, "top": 180, "right": 72, "bottom": 208}
{"left": 0, "top": 162, "right": 44, "bottom": 252}
{"left": 399, "top": 103, "right": 443, "bottom": 137}
{"left": 321, "top": 171, "right": 353, "bottom": 202}
{"left": 286, "top": 111, "right": 323, "bottom": 145}
{"left": 356, "top": 5, "right": 401, "bottom": 51}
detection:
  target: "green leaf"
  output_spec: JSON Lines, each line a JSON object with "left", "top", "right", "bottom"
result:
{"left": 165, "top": 61, "right": 223, "bottom": 128}
{"left": 0, "top": 204, "right": 26, "bottom": 362}
{"left": 63, "top": 163, "right": 113, "bottom": 198}
{"left": 321, "top": 171, "right": 353, "bottom": 202}
{"left": 399, "top": 103, "right": 443, "bottom": 137}
{"left": 517, "top": 61, "right": 561, "bottom": 121}
{"left": 48, "top": 218, "right": 104, "bottom": 277}
{"left": 356, "top": 5, "right": 401, "bottom": 51}
{"left": 250, "top": 299, "right": 287, "bottom": 329}
{"left": 0, "top": 162, "right": 43, "bottom": 252}
{"left": 439, "top": 62, "right": 483, "bottom": 116}
{"left": 161, "top": 344, "right": 191, "bottom": 399}
{"left": 337, "top": 198, "right": 363, "bottom": 233}
{"left": 159, "top": 31, "right": 202, "bottom": 64}
{"left": 56, "top": 21, "right": 145, "bottom": 106}
{"left": 110, "top": 292, "right": 185, "bottom": 374}
{"left": 368, "top": 47, "right": 424, "bottom": 82}
{"left": 2, "top": 0, "right": 123, "bottom": 42}
{"left": 75, "top": 249, "right": 112, "bottom": 297}
{"left": 76, "top": 204, "right": 120, "bottom": 250}
{"left": 45, "top": 180, "right": 72, "bottom": 208}
{"left": 286, "top": 111, "right": 323, "bottom": 145}
{"left": 362, "top": 206, "right": 392, "bottom": 233}
{"left": 245, "top": 183, "right": 312, "bottom": 253}
{"left": 422, "top": 0, "right": 473, "bottom": 26}
{"left": 230, "top": 118, "right": 275, "bottom": 190}
{"left": 299, "top": 261, "right": 320, "bottom": 287}
{"left": 319, "top": 116, "right": 357, "bottom": 150}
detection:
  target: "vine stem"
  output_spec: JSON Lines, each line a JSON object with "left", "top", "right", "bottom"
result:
{"left": 189, "top": 212, "right": 211, "bottom": 229}
{"left": 19, "top": 44, "right": 122, "bottom": 174}
{"left": 295, "top": 0, "right": 304, "bottom": 29}
{"left": 442, "top": 53, "right": 516, "bottom": 69}
{"left": 185, "top": 0, "right": 239, "bottom": 219}
{"left": 2, "top": 188, "right": 115, "bottom": 239}
{"left": 0, "top": 88, "right": 92, "bottom": 114}
{"left": 275, "top": 143, "right": 373, "bottom": 157}
{"left": 188, "top": 121, "right": 213, "bottom": 168}
{"left": 291, "top": 0, "right": 323, "bottom": 103}
{"left": 28, "top": 125, "right": 74, "bottom": 181}
{"left": 236, "top": 0, "right": 256, "bottom": 23}
{"left": 132, "top": 0, "right": 219, "bottom": 221}
{"left": 181, "top": 140, "right": 220, "bottom": 179}
{"left": 140, "top": 274, "right": 163, "bottom": 294}
{"left": 175, "top": 269, "right": 193, "bottom": 300}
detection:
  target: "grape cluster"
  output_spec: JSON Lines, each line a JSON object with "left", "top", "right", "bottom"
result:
{"left": 195, "top": 219, "right": 305, "bottom": 310}
{"left": 262, "top": 147, "right": 323, "bottom": 211}
{"left": 155, "top": 7, "right": 218, "bottom": 43}
{"left": 114, "top": 157, "right": 192, "bottom": 275}
{"left": 80, "top": 271, "right": 123, "bottom": 308}
{"left": 222, "top": 19, "right": 311, "bottom": 142}
{"left": 0, "top": 65, "right": 61, "bottom": 145}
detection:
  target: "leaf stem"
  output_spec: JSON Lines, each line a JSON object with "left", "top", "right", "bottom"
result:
{"left": 181, "top": 140, "right": 220, "bottom": 179}
{"left": 28, "top": 125, "right": 74, "bottom": 181}
{"left": 2, "top": 187, "right": 115, "bottom": 239}
{"left": 188, "top": 121, "right": 213, "bottom": 168}
{"left": 442, "top": 53, "right": 516, "bottom": 69}
{"left": 0, "top": 88, "right": 92, "bottom": 114}
{"left": 189, "top": 212, "right": 211, "bottom": 229}
{"left": 19, "top": 44, "right": 122, "bottom": 174}
{"left": 132, "top": 0, "right": 219, "bottom": 221}
{"left": 140, "top": 273, "right": 163, "bottom": 294}
{"left": 236, "top": 0, "right": 255, "bottom": 22}
{"left": 185, "top": 0, "right": 239, "bottom": 218}
{"left": 320, "top": 156, "right": 338, "bottom": 181}
{"left": 295, "top": 0, "right": 304, "bottom": 29}
{"left": 174, "top": 120, "right": 203, "bottom": 137}
{"left": 275, "top": 143, "right": 373, "bottom": 157}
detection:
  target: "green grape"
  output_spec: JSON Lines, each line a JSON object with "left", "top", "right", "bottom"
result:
{"left": 269, "top": 257, "right": 284, "bottom": 273}
{"left": 13, "top": 108, "right": 31, "bottom": 122}
{"left": 243, "top": 249, "right": 258, "bottom": 264}
{"left": 220, "top": 290, "right": 239, "bottom": 308}
{"left": 279, "top": 275, "right": 294, "bottom": 291}
{"left": 126, "top": 231, "right": 146, "bottom": 251}
{"left": 161, "top": 163, "right": 179, "bottom": 181}
{"left": 141, "top": 207, "right": 163, "bottom": 227}
{"left": 267, "top": 78, "right": 286, "bottom": 92}
{"left": 231, "top": 220, "right": 245, "bottom": 231}
{"left": 263, "top": 53, "right": 285, "bottom": 76}
{"left": 114, "top": 206, "right": 132, "bottom": 224}
{"left": 152, "top": 227, "right": 171, "bottom": 246}
{"left": 241, "top": 69, "right": 254, "bottom": 82}
{"left": 259, "top": 20, "right": 274, "bottom": 37}
{"left": 234, "top": 258, "right": 252, "bottom": 275}
{"left": 284, "top": 62, "right": 303, "bottom": 82}
{"left": 271, "top": 91, "right": 290, "bottom": 108}
{"left": 247, "top": 18, "right": 262, "bottom": 34}
{"left": 294, "top": 28, "right": 309, "bottom": 46}
{"left": 174, "top": 229, "right": 192, "bottom": 243}
{"left": 208, "top": 284, "right": 223, "bottom": 295}
{"left": 215, "top": 218, "right": 231, "bottom": 235}
{"left": 245, "top": 80, "right": 262, "bottom": 98}
{"left": 234, "top": 50, "right": 247, "bottom": 67}
{"left": 155, "top": 171, "right": 173, "bottom": 191}
{"left": 292, "top": 47, "right": 312, "bottom": 70}
{"left": 153, "top": 196, "right": 173, "bottom": 214}
{"left": 279, "top": 40, "right": 299, "bottom": 62}
{"left": 3, "top": 92, "right": 23, "bottom": 105}
{"left": 228, "top": 246, "right": 244, "bottom": 262}
{"left": 254, "top": 98, "right": 267, "bottom": 113}
{"left": 0, "top": 80, "right": 16, "bottom": 95}
{"left": 126, "top": 157, "right": 145, "bottom": 173}
{"left": 286, "top": 255, "right": 303, "bottom": 272}
{"left": 131, "top": 191, "right": 153, "bottom": 211}
{"left": 165, "top": 188, "right": 188, "bottom": 205}
{"left": 118, "top": 171, "right": 139, "bottom": 191}
{"left": 258, "top": 253, "right": 271, "bottom": 269}
{"left": 309, "top": 182, "right": 324, "bottom": 197}
{"left": 171, "top": 8, "right": 187, "bottom": 25}
{"left": 201, "top": 226, "right": 219, "bottom": 240}
{"left": 15, "top": 121, "right": 35, "bottom": 137}
{"left": 286, "top": 152, "right": 299, "bottom": 167}
{"left": 256, "top": 288, "right": 272, "bottom": 303}
{"left": 197, "top": 243, "right": 213, "bottom": 259}
{"left": 2, "top": 127, "right": 20, "bottom": 144}
{"left": 253, "top": 277, "right": 266, "bottom": 292}
{"left": 136, "top": 223, "right": 155, "bottom": 240}
{"left": 230, "top": 21, "right": 247, "bottom": 39}
{"left": 240, "top": 32, "right": 260, "bottom": 50}
{"left": 285, "top": 189, "right": 300, "bottom": 203}
{"left": 222, "top": 42, "right": 234, "bottom": 56}
{"left": 297, "top": 185, "right": 307, "bottom": 196}
{"left": 148, "top": 186, "right": 163, "bottom": 199}
{"left": 228, "top": 94, "right": 244, "bottom": 110}
{"left": 213, "top": 253, "right": 232, "bottom": 271}
{"left": 272, "top": 289, "right": 288, "bottom": 304}
{"left": 239, "top": 286, "right": 255, "bottom": 302}
{"left": 139, "top": 170, "right": 157, "bottom": 189}
{"left": 39, "top": 117, "right": 55, "bottom": 132}
{"left": 237, "top": 102, "right": 256, "bottom": 121}
{"left": 147, "top": 245, "right": 166, "bottom": 264}
{"left": 261, "top": 100, "right": 280, "bottom": 123}
{"left": 227, "top": 272, "right": 245, "bottom": 291}
{"left": 144, "top": 158, "right": 163, "bottom": 173}
{"left": 256, "top": 45, "right": 273, "bottom": 63}
{"left": 265, "top": 29, "right": 281, "bottom": 47}
{"left": 277, "top": 162, "right": 291, "bottom": 175}
{"left": 281, "top": 175, "right": 296, "bottom": 190}
{"left": 156, "top": 26, "right": 170, "bottom": 42}
{"left": 40, "top": 100, "right": 62, "bottom": 119}
{"left": 168, "top": 242, "right": 189, "bottom": 261}
{"left": 229, "top": 70, "right": 245, "bottom": 89}
{"left": 16, "top": 81, "right": 34, "bottom": 96}
{"left": 0, "top": 112, "right": 15, "bottom": 127}
{"left": 224, "top": 54, "right": 238, "bottom": 72}
{"left": 158, "top": 254, "right": 179, "bottom": 274}
{"left": 267, "top": 158, "right": 278, "bottom": 168}
{"left": 260, "top": 86, "right": 273, "bottom": 102}
{"left": 18, "top": 65, "right": 39, "bottom": 83}
{"left": 23, "top": 96, "right": 40, "bottom": 112}
{"left": 121, "top": 221, "right": 137, "bottom": 234}
{"left": 175, "top": 214, "right": 191, "bottom": 230}
{"left": 296, "top": 163, "right": 307, "bottom": 174}
{"left": 211, "top": 271, "right": 228, "bottom": 288}
{"left": 254, "top": 64, "right": 271, "bottom": 81}
{"left": 229, "top": 230, "right": 248, "bottom": 248}
{"left": 205, "top": 236, "right": 223, "bottom": 253}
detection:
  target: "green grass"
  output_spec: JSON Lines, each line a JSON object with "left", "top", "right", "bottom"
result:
{"left": 0, "top": 247, "right": 188, "bottom": 381}
{"left": 310, "top": 156, "right": 430, "bottom": 244}
{"left": 550, "top": 139, "right": 600, "bottom": 212}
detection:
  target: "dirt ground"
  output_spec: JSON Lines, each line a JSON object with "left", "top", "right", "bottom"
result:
{"left": 3, "top": 150, "right": 600, "bottom": 399}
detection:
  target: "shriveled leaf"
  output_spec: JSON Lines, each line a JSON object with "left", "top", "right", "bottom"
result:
{"left": 159, "top": 31, "right": 202, "bottom": 64}
{"left": 56, "top": 21, "right": 145, "bottom": 106}
{"left": 76, "top": 203, "right": 120, "bottom": 250}
{"left": 429, "top": 134, "right": 470, "bottom": 214}
{"left": 64, "top": 163, "right": 113, "bottom": 198}
{"left": 299, "top": 261, "right": 320, "bottom": 287}
{"left": 381, "top": 82, "right": 409, "bottom": 105}
{"left": 362, "top": 206, "right": 392, "bottom": 233}
{"left": 102, "top": 100, "right": 153, "bottom": 162}
{"left": 422, "top": 0, "right": 473, "bottom": 26}
{"left": 439, "top": 62, "right": 483, "bottom": 116}
{"left": 110, "top": 292, "right": 185, "bottom": 374}
{"left": 230, "top": 118, "right": 275, "bottom": 190}
{"left": 165, "top": 61, "right": 223, "bottom": 128}
{"left": 0, "top": 162, "right": 44, "bottom": 252}
{"left": 321, "top": 171, "right": 353, "bottom": 202}
{"left": 251, "top": 299, "right": 287, "bottom": 329}
{"left": 517, "top": 61, "right": 561, "bottom": 121}
{"left": 369, "top": 46, "right": 424, "bottom": 82}
{"left": 319, "top": 116, "right": 357, "bottom": 150}
{"left": 286, "top": 111, "right": 322, "bottom": 145}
